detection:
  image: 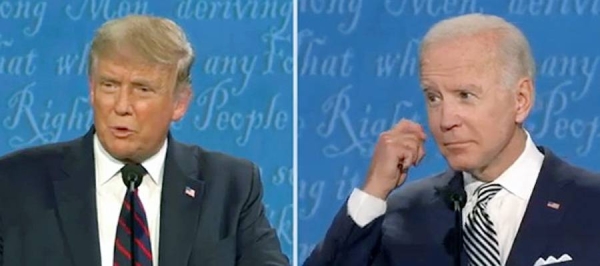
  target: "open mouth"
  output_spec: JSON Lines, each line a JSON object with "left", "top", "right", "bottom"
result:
{"left": 111, "top": 127, "right": 134, "bottom": 137}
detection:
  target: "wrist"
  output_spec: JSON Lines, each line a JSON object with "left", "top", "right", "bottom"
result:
{"left": 361, "top": 181, "right": 392, "bottom": 200}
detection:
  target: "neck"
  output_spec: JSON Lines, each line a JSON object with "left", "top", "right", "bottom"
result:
{"left": 470, "top": 127, "right": 527, "bottom": 182}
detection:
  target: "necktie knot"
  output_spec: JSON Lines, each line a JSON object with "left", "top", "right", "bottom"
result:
{"left": 474, "top": 183, "right": 502, "bottom": 208}
{"left": 120, "top": 163, "right": 148, "bottom": 191}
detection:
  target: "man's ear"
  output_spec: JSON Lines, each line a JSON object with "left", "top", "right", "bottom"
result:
{"left": 514, "top": 77, "right": 534, "bottom": 124}
{"left": 172, "top": 86, "right": 192, "bottom": 122}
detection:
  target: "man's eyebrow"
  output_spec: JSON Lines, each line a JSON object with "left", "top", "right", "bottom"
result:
{"left": 130, "top": 79, "right": 154, "bottom": 87}
{"left": 421, "top": 82, "right": 437, "bottom": 91}
{"left": 459, "top": 84, "right": 483, "bottom": 93}
{"left": 97, "top": 75, "right": 119, "bottom": 83}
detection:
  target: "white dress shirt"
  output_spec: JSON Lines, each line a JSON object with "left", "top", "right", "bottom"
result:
{"left": 347, "top": 130, "right": 544, "bottom": 265}
{"left": 94, "top": 134, "right": 166, "bottom": 266}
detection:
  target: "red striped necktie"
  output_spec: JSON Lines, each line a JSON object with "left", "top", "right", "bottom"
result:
{"left": 113, "top": 164, "right": 153, "bottom": 266}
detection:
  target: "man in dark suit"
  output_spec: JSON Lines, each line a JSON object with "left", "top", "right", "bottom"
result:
{"left": 0, "top": 15, "right": 288, "bottom": 266}
{"left": 304, "top": 13, "right": 600, "bottom": 266}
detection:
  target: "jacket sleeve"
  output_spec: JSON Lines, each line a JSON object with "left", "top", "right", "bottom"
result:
{"left": 0, "top": 211, "right": 4, "bottom": 266}
{"left": 303, "top": 202, "right": 384, "bottom": 266}
{"left": 235, "top": 163, "right": 290, "bottom": 266}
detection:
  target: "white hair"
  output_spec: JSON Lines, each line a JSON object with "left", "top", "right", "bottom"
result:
{"left": 420, "top": 13, "right": 536, "bottom": 88}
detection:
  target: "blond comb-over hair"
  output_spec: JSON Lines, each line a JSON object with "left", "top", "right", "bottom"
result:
{"left": 88, "top": 15, "right": 195, "bottom": 91}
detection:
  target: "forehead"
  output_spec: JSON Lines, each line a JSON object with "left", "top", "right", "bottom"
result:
{"left": 93, "top": 55, "right": 175, "bottom": 83}
{"left": 420, "top": 34, "right": 501, "bottom": 88}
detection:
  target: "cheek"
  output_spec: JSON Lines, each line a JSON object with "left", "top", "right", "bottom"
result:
{"left": 426, "top": 106, "right": 438, "bottom": 123}
{"left": 92, "top": 93, "right": 115, "bottom": 109}
{"left": 92, "top": 99, "right": 111, "bottom": 121}
{"left": 428, "top": 107, "right": 445, "bottom": 127}
{"left": 427, "top": 114, "right": 444, "bottom": 142}
{"left": 137, "top": 101, "right": 174, "bottom": 125}
{"left": 477, "top": 109, "right": 512, "bottom": 140}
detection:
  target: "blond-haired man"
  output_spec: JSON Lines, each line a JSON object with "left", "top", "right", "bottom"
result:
{"left": 0, "top": 15, "right": 288, "bottom": 266}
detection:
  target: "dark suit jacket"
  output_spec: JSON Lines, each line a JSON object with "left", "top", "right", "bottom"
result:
{"left": 0, "top": 128, "right": 289, "bottom": 266}
{"left": 304, "top": 146, "right": 600, "bottom": 266}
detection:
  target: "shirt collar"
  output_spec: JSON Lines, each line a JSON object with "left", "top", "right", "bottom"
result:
{"left": 93, "top": 134, "right": 167, "bottom": 186}
{"left": 463, "top": 130, "right": 544, "bottom": 201}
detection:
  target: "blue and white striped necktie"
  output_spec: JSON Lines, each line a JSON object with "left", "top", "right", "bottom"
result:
{"left": 463, "top": 183, "right": 503, "bottom": 266}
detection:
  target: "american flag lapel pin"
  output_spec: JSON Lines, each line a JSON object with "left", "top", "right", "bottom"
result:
{"left": 185, "top": 186, "right": 196, "bottom": 198}
{"left": 547, "top": 201, "right": 560, "bottom": 210}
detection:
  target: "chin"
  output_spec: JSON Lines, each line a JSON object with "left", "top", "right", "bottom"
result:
{"left": 106, "top": 149, "right": 130, "bottom": 161}
{"left": 104, "top": 142, "right": 135, "bottom": 160}
{"left": 445, "top": 156, "right": 478, "bottom": 171}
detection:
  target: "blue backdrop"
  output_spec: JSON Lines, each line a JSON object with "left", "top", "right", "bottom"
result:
{"left": 0, "top": 0, "right": 293, "bottom": 261}
{"left": 3, "top": 0, "right": 600, "bottom": 264}
{"left": 298, "top": 0, "right": 600, "bottom": 263}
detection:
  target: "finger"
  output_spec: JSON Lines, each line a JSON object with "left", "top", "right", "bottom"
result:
{"left": 402, "top": 153, "right": 413, "bottom": 171}
{"left": 417, "top": 127, "right": 427, "bottom": 140}
{"left": 401, "top": 135, "right": 422, "bottom": 167}
{"left": 379, "top": 131, "right": 395, "bottom": 146}
{"left": 391, "top": 119, "right": 416, "bottom": 134}
{"left": 397, "top": 158, "right": 410, "bottom": 186}
{"left": 388, "top": 136, "right": 419, "bottom": 166}
{"left": 399, "top": 134, "right": 420, "bottom": 154}
{"left": 413, "top": 144, "right": 421, "bottom": 166}
{"left": 396, "top": 170, "right": 407, "bottom": 186}
{"left": 416, "top": 143, "right": 426, "bottom": 165}
{"left": 392, "top": 118, "right": 409, "bottom": 131}
{"left": 405, "top": 123, "right": 427, "bottom": 140}
{"left": 393, "top": 121, "right": 427, "bottom": 141}
{"left": 386, "top": 134, "right": 421, "bottom": 169}
{"left": 402, "top": 156, "right": 412, "bottom": 172}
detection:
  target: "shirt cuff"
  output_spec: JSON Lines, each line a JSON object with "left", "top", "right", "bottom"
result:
{"left": 347, "top": 188, "right": 387, "bottom": 228}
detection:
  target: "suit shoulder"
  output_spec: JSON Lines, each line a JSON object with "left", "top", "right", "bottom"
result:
{"left": 182, "top": 143, "right": 254, "bottom": 169}
{"left": 173, "top": 141, "right": 257, "bottom": 180}
{"left": 559, "top": 160, "right": 600, "bottom": 191}
{"left": 539, "top": 147, "right": 600, "bottom": 190}
{"left": 0, "top": 139, "right": 80, "bottom": 197}
{"left": 0, "top": 140, "right": 76, "bottom": 170}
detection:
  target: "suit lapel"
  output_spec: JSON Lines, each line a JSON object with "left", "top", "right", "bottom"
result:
{"left": 505, "top": 147, "right": 574, "bottom": 266}
{"left": 428, "top": 171, "right": 469, "bottom": 266}
{"left": 53, "top": 128, "right": 102, "bottom": 266}
{"left": 158, "top": 136, "right": 205, "bottom": 265}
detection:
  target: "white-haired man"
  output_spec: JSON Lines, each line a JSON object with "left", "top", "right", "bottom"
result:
{"left": 304, "top": 13, "right": 600, "bottom": 266}
{"left": 0, "top": 15, "right": 289, "bottom": 266}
